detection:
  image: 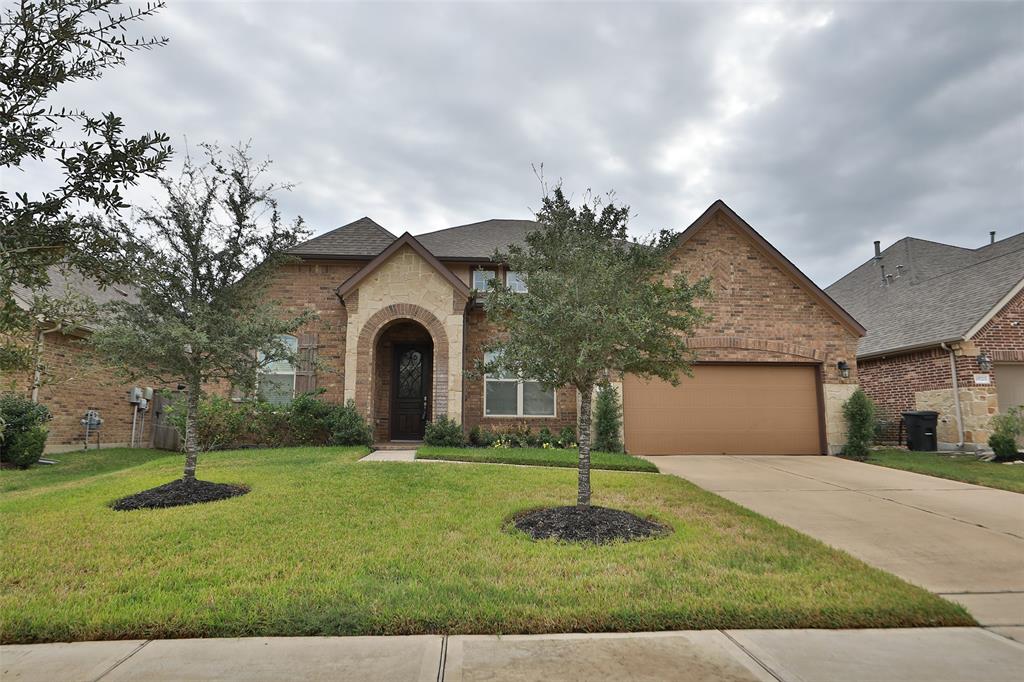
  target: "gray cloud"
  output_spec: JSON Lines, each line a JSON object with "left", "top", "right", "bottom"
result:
{"left": 26, "top": 1, "right": 1024, "bottom": 285}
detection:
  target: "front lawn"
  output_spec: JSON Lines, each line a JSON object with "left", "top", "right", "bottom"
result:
{"left": 416, "top": 446, "right": 658, "bottom": 472}
{"left": 1, "top": 446, "right": 971, "bottom": 643}
{"left": 867, "top": 448, "right": 1024, "bottom": 494}
{"left": 0, "top": 447, "right": 177, "bottom": 494}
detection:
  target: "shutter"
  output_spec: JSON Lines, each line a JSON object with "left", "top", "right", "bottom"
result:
{"left": 294, "top": 332, "right": 318, "bottom": 396}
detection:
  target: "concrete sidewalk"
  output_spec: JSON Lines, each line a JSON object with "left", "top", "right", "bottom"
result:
{"left": 650, "top": 455, "right": 1024, "bottom": 641}
{"left": 3, "top": 628, "right": 1022, "bottom": 681}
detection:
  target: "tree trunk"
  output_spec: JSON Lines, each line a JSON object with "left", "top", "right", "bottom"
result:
{"left": 182, "top": 382, "right": 200, "bottom": 481}
{"left": 577, "top": 382, "right": 594, "bottom": 507}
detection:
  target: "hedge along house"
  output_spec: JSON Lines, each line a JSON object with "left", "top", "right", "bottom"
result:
{"left": 263, "top": 200, "right": 864, "bottom": 454}
{"left": 826, "top": 232, "right": 1024, "bottom": 450}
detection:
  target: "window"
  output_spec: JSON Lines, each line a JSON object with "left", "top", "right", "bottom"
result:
{"left": 483, "top": 351, "right": 555, "bottom": 416}
{"left": 259, "top": 334, "right": 298, "bottom": 405}
{"left": 472, "top": 268, "right": 499, "bottom": 291}
{"left": 506, "top": 270, "right": 527, "bottom": 293}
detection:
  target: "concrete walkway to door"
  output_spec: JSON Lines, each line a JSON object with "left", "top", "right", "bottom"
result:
{"left": 649, "top": 455, "right": 1024, "bottom": 642}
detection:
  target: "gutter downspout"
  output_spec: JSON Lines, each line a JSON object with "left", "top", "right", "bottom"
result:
{"left": 940, "top": 342, "right": 965, "bottom": 448}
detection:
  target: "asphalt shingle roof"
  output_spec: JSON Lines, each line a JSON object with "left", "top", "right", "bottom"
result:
{"left": 415, "top": 219, "right": 538, "bottom": 259}
{"left": 287, "top": 217, "right": 397, "bottom": 258}
{"left": 826, "top": 233, "right": 1024, "bottom": 357}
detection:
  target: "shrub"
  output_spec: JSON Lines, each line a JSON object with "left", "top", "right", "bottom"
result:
{"left": 0, "top": 393, "right": 51, "bottom": 468}
{"left": 4, "top": 425, "right": 49, "bottom": 468}
{"left": 989, "top": 406, "right": 1023, "bottom": 461}
{"left": 842, "top": 388, "right": 875, "bottom": 460}
{"left": 470, "top": 425, "right": 497, "bottom": 447}
{"left": 168, "top": 395, "right": 252, "bottom": 451}
{"left": 537, "top": 426, "right": 554, "bottom": 447}
{"left": 593, "top": 384, "right": 623, "bottom": 452}
{"left": 424, "top": 417, "right": 466, "bottom": 447}
{"left": 557, "top": 425, "right": 577, "bottom": 449}
{"left": 288, "top": 391, "right": 333, "bottom": 445}
{"left": 326, "top": 400, "right": 374, "bottom": 447}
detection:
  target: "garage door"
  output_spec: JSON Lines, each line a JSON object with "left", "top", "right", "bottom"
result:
{"left": 623, "top": 364, "right": 822, "bottom": 455}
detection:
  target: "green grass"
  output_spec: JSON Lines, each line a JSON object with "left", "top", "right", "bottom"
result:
{"left": 1, "top": 448, "right": 178, "bottom": 494}
{"left": 416, "top": 446, "right": 659, "bottom": 472}
{"left": 866, "top": 448, "right": 1024, "bottom": 494}
{"left": 1, "top": 446, "right": 972, "bottom": 643}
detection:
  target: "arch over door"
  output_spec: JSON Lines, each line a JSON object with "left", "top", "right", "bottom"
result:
{"left": 623, "top": 364, "right": 823, "bottom": 455}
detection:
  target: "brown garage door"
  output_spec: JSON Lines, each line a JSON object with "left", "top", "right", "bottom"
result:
{"left": 623, "top": 364, "right": 822, "bottom": 455}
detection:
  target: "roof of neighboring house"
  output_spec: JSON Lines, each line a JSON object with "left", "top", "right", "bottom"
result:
{"left": 11, "top": 267, "right": 137, "bottom": 312}
{"left": 826, "top": 232, "right": 1024, "bottom": 358}
{"left": 287, "top": 217, "right": 398, "bottom": 258}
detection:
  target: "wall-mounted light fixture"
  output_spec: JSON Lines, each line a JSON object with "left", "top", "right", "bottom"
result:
{"left": 977, "top": 352, "right": 992, "bottom": 372}
{"left": 837, "top": 360, "right": 850, "bottom": 379}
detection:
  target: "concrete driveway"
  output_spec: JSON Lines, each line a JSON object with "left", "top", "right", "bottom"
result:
{"left": 650, "top": 455, "right": 1024, "bottom": 641}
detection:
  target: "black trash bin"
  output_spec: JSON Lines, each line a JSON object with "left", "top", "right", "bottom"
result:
{"left": 902, "top": 411, "right": 939, "bottom": 451}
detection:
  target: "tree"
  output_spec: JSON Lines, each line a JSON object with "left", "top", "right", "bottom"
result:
{"left": 90, "top": 143, "right": 313, "bottom": 483}
{"left": 1, "top": 0, "right": 171, "bottom": 371}
{"left": 484, "top": 186, "right": 712, "bottom": 506}
{"left": 593, "top": 382, "right": 623, "bottom": 453}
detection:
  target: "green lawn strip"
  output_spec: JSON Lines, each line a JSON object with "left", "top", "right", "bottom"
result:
{"left": 416, "top": 446, "right": 659, "bottom": 473}
{"left": 0, "top": 448, "right": 178, "bottom": 494}
{"left": 866, "top": 448, "right": 1024, "bottom": 494}
{"left": 1, "top": 446, "right": 971, "bottom": 643}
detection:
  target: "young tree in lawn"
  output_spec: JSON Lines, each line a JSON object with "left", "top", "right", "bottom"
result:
{"left": 484, "top": 186, "right": 712, "bottom": 507}
{"left": 1, "top": 0, "right": 172, "bottom": 371}
{"left": 91, "top": 143, "right": 313, "bottom": 483}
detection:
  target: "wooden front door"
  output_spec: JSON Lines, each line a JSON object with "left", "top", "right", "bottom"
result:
{"left": 391, "top": 345, "right": 431, "bottom": 440}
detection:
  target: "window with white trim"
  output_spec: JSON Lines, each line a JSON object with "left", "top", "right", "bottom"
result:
{"left": 472, "top": 267, "right": 499, "bottom": 291}
{"left": 258, "top": 334, "right": 298, "bottom": 405}
{"left": 484, "top": 351, "right": 555, "bottom": 416}
{"left": 506, "top": 270, "right": 527, "bottom": 293}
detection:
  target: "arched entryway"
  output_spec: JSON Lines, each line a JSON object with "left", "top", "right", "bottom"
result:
{"left": 373, "top": 320, "right": 434, "bottom": 442}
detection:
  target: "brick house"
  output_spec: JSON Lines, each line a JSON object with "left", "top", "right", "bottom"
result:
{"left": 826, "top": 232, "right": 1024, "bottom": 449}
{"left": 264, "top": 200, "right": 864, "bottom": 455}
{"left": 7, "top": 269, "right": 157, "bottom": 452}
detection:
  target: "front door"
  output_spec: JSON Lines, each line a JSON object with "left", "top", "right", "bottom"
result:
{"left": 391, "top": 345, "right": 431, "bottom": 440}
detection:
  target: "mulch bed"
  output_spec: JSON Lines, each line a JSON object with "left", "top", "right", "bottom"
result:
{"left": 111, "top": 479, "right": 249, "bottom": 511}
{"left": 512, "top": 505, "right": 670, "bottom": 544}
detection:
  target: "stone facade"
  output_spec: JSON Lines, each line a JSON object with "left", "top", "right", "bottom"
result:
{"left": 858, "top": 290, "right": 1024, "bottom": 449}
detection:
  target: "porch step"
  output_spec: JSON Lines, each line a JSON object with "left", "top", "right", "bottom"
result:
{"left": 374, "top": 441, "right": 423, "bottom": 451}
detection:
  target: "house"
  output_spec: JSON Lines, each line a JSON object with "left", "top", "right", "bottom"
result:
{"left": 7, "top": 269, "right": 158, "bottom": 452}
{"left": 264, "top": 200, "right": 864, "bottom": 455}
{"left": 826, "top": 232, "right": 1024, "bottom": 449}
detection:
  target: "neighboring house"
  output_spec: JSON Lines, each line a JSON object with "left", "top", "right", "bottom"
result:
{"left": 262, "top": 200, "right": 864, "bottom": 455}
{"left": 826, "top": 232, "right": 1024, "bottom": 450}
{"left": 6, "top": 268, "right": 157, "bottom": 452}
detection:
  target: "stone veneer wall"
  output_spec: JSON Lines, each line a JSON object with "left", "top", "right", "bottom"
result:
{"left": 342, "top": 245, "right": 466, "bottom": 427}
{"left": 666, "top": 211, "right": 861, "bottom": 454}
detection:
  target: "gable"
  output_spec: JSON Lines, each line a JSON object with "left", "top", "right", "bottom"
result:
{"left": 669, "top": 202, "right": 864, "bottom": 339}
{"left": 672, "top": 201, "right": 865, "bottom": 337}
{"left": 336, "top": 232, "right": 471, "bottom": 302}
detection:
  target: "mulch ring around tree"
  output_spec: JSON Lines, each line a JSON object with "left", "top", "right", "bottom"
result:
{"left": 111, "top": 479, "right": 250, "bottom": 511}
{"left": 511, "top": 505, "right": 671, "bottom": 544}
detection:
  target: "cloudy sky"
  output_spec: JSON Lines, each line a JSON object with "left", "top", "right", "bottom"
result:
{"left": 30, "top": 1, "right": 1024, "bottom": 285}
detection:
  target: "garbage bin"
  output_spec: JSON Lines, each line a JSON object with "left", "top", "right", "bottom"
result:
{"left": 902, "top": 411, "right": 939, "bottom": 451}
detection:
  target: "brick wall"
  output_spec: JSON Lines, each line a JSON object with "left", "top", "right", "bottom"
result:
{"left": 6, "top": 332, "right": 155, "bottom": 451}
{"left": 858, "top": 348, "right": 952, "bottom": 443}
{"left": 462, "top": 307, "right": 578, "bottom": 435}
{"left": 264, "top": 259, "right": 363, "bottom": 402}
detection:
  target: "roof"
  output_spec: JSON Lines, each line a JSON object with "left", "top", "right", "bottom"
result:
{"left": 287, "top": 217, "right": 397, "bottom": 258}
{"left": 826, "top": 232, "right": 1024, "bottom": 357}
{"left": 11, "top": 266, "right": 137, "bottom": 312}
{"left": 676, "top": 200, "right": 866, "bottom": 337}
{"left": 415, "top": 219, "right": 538, "bottom": 260}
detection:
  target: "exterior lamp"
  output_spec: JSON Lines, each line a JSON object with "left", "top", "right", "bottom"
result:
{"left": 837, "top": 360, "right": 850, "bottom": 379}
{"left": 977, "top": 352, "right": 992, "bottom": 372}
